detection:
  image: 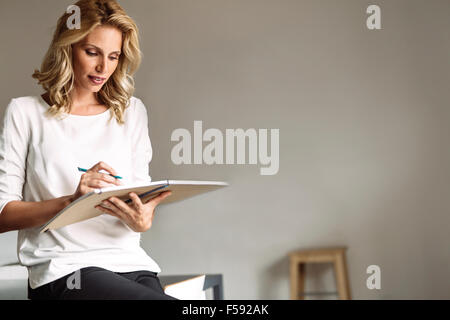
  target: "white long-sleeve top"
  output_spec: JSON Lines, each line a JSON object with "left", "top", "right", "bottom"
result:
{"left": 0, "top": 95, "right": 161, "bottom": 289}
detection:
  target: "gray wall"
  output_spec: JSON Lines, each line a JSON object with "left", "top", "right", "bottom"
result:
{"left": 0, "top": 0, "right": 449, "bottom": 299}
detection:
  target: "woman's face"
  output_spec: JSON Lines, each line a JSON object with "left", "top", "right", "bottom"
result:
{"left": 72, "top": 25, "right": 122, "bottom": 93}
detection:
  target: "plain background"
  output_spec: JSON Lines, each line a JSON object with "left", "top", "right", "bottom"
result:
{"left": 0, "top": 0, "right": 449, "bottom": 299}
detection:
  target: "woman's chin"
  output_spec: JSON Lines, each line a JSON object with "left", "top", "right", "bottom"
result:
{"left": 84, "top": 84, "right": 103, "bottom": 93}
{"left": 75, "top": 81, "right": 106, "bottom": 93}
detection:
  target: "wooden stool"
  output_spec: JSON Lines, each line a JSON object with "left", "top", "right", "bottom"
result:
{"left": 289, "top": 247, "right": 351, "bottom": 300}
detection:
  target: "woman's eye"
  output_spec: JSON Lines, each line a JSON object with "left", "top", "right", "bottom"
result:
{"left": 109, "top": 56, "right": 119, "bottom": 61}
{"left": 86, "top": 51, "right": 97, "bottom": 56}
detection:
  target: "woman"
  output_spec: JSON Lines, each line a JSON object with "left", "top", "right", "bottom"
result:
{"left": 0, "top": 0, "right": 175, "bottom": 300}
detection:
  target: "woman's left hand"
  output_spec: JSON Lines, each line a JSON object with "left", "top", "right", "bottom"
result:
{"left": 95, "top": 191, "right": 172, "bottom": 232}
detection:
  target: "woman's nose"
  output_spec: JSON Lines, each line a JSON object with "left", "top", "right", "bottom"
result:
{"left": 95, "top": 63, "right": 104, "bottom": 73}
{"left": 95, "top": 57, "right": 107, "bottom": 73}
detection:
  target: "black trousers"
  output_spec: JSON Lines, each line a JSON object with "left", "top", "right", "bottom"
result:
{"left": 28, "top": 266, "right": 178, "bottom": 300}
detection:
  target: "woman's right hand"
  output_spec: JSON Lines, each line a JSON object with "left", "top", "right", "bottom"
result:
{"left": 71, "top": 161, "right": 123, "bottom": 202}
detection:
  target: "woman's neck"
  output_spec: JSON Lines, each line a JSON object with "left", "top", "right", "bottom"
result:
{"left": 70, "top": 88, "right": 99, "bottom": 108}
{"left": 41, "top": 90, "right": 108, "bottom": 116}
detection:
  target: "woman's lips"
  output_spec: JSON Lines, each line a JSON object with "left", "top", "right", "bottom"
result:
{"left": 88, "top": 75, "right": 106, "bottom": 85}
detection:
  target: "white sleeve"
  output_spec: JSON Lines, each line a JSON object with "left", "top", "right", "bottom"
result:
{"left": 130, "top": 98, "right": 153, "bottom": 184}
{"left": 0, "top": 99, "right": 30, "bottom": 215}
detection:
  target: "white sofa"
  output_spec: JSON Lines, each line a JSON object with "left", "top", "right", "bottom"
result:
{"left": 0, "top": 263, "right": 28, "bottom": 300}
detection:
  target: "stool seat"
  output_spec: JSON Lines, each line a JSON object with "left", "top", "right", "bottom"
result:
{"left": 289, "top": 247, "right": 351, "bottom": 300}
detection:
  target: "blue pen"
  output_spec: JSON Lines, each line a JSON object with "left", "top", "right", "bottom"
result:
{"left": 77, "top": 167, "right": 123, "bottom": 179}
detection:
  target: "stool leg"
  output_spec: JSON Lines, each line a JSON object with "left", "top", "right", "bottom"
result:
{"left": 290, "top": 260, "right": 306, "bottom": 300}
{"left": 290, "top": 259, "right": 298, "bottom": 299}
{"left": 298, "top": 263, "right": 306, "bottom": 300}
{"left": 334, "top": 253, "right": 351, "bottom": 300}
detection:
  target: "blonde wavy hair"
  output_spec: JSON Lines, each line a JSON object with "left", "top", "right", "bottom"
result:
{"left": 32, "top": 0, "right": 142, "bottom": 124}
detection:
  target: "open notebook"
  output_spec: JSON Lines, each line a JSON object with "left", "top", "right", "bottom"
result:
{"left": 39, "top": 180, "right": 228, "bottom": 233}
